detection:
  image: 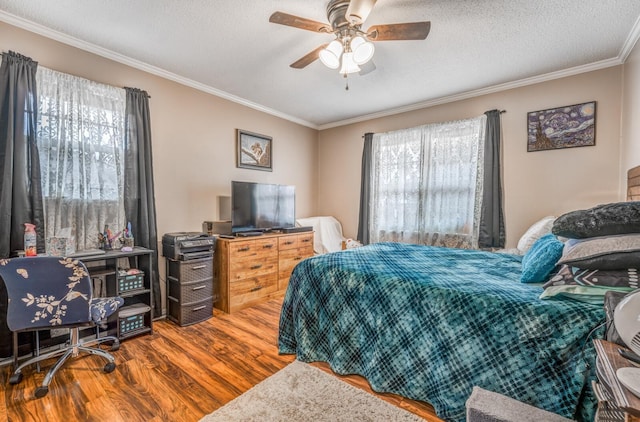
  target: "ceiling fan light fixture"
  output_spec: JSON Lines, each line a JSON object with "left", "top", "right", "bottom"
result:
{"left": 319, "top": 39, "right": 343, "bottom": 69}
{"left": 339, "top": 52, "right": 361, "bottom": 75}
{"left": 350, "top": 36, "right": 375, "bottom": 65}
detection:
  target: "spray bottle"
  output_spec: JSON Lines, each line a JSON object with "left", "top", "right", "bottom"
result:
{"left": 24, "top": 223, "right": 37, "bottom": 257}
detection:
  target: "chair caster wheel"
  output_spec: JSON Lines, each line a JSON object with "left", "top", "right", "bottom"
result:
{"left": 34, "top": 386, "right": 49, "bottom": 398}
{"left": 104, "top": 362, "right": 116, "bottom": 373}
{"left": 9, "top": 372, "right": 23, "bottom": 385}
{"left": 110, "top": 342, "right": 120, "bottom": 351}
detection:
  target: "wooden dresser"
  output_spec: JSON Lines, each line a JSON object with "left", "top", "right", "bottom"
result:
{"left": 214, "top": 231, "right": 314, "bottom": 313}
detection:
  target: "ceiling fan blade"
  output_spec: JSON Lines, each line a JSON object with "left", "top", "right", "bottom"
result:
{"left": 368, "top": 22, "right": 431, "bottom": 41}
{"left": 290, "top": 44, "right": 329, "bottom": 69}
{"left": 269, "top": 11, "right": 332, "bottom": 33}
{"left": 345, "top": 0, "right": 377, "bottom": 25}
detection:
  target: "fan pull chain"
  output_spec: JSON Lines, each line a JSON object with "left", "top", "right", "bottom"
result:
{"left": 344, "top": 74, "right": 349, "bottom": 91}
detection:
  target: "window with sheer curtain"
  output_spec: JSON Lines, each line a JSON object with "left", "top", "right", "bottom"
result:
{"left": 36, "top": 67, "right": 126, "bottom": 251}
{"left": 369, "top": 115, "right": 487, "bottom": 249}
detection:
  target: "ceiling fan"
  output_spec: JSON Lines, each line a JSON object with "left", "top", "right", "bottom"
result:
{"left": 269, "top": 0, "right": 431, "bottom": 76}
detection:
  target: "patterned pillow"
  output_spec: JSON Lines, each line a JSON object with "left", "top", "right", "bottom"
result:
{"left": 558, "top": 234, "right": 640, "bottom": 269}
{"left": 543, "top": 264, "right": 640, "bottom": 289}
{"left": 540, "top": 265, "right": 638, "bottom": 304}
{"left": 552, "top": 201, "right": 640, "bottom": 239}
{"left": 520, "top": 233, "right": 564, "bottom": 283}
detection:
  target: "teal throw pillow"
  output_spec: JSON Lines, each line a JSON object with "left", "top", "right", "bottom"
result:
{"left": 520, "top": 233, "right": 564, "bottom": 283}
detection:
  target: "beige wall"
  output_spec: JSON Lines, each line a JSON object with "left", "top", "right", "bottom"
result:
{"left": 0, "top": 22, "right": 318, "bottom": 312}
{"left": 621, "top": 41, "right": 640, "bottom": 196}
{"left": 318, "top": 67, "right": 624, "bottom": 247}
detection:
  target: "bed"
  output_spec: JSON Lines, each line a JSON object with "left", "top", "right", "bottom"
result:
{"left": 278, "top": 243, "right": 604, "bottom": 421}
{"left": 279, "top": 166, "right": 640, "bottom": 422}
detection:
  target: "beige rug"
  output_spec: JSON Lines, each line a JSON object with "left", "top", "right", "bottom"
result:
{"left": 200, "top": 360, "right": 424, "bottom": 421}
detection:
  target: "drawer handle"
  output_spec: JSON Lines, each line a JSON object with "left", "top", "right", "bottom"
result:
{"left": 191, "top": 265, "right": 206, "bottom": 270}
{"left": 250, "top": 286, "right": 263, "bottom": 292}
{"left": 295, "top": 256, "right": 302, "bottom": 261}
{"left": 192, "top": 285, "right": 206, "bottom": 291}
{"left": 301, "top": 238, "right": 311, "bottom": 243}
{"left": 263, "top": 244, "right": 273, "bottom": 249}
{"left": 250, "top": 264, "right": 262, "bottom": 270}
{"left": 192, "top": 306, "right": 206, "bottom": 312}
{"left": 284, "top": 241, "right": 294, "bottom": 245}
{"left": 238, "top": 247, "right": 251, "bottom": 252}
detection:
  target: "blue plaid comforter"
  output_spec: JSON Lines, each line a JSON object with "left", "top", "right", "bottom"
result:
{"left": 278, "top": 243, "right": 605, "bottom": 421}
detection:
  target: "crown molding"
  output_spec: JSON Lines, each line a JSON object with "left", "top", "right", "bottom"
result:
{"left": 317, "top": 57, "right": 623, "bottom": 130}
{"left": 0, "top": 10, "right": 319, "bottom": 130}
{"left": 620, "top": 14, "right": 640, "bottom": 62}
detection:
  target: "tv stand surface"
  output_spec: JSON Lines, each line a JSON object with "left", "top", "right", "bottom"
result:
{"left": 235, "top": 231, "right": 263, "bottom": 237}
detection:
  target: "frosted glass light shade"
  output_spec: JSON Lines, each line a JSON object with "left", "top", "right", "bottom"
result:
{"left": 319, "top": 40, "right": 343, "bottom": 69}
{"left": 339, "top": 52, "right": 361, "bottom": 74}
{"left": 350, "top": 36, "right": 375, "bottom": 65}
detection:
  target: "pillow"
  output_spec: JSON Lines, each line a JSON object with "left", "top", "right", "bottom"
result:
{"left": 539, "top": 285, "right": 630, "bottom": 305}
{"left": 516, "top": 216, "right": 556, "bottom": 254}
{"left": 520, "top": 233, "right": 564, "bottom": 283}
{"left": 543, "top": 264, "right": 640, "bottom": 290}
{"left": 558, "top": 234, "right": 640, "bottom": 269}
{"left": 552, "top": 201, "right": 640, "bottom": 239}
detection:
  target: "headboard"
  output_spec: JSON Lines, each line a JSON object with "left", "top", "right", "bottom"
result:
{"left": 628, "top": 165, "right": 640, "bottom": 200}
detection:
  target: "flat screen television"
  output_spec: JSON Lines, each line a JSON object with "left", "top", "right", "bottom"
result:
{"left": 231, "top": 181, "right": 295, "bottom": 233}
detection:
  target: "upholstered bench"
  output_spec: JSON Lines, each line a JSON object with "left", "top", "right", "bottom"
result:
{"left": 466, "top": 386, "right": 573, "bottom": 422}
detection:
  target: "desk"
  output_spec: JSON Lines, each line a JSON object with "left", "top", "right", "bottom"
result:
{"left": 76, "top": 247, "right": 154, "bottom": 340}
{"left": 0, "top": 248, "right": 153, "bottom": 360}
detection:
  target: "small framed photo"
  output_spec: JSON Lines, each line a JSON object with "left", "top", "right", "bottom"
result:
{"left": 237, "top": 129, "right": 272, "bottom": 171}
{"left": 527, "top": 101, "right": 596, "bottom": 152}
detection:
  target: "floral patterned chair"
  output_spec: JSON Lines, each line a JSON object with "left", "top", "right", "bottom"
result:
{"left": 0, "top": 256, "right": 123, "bottom": 398}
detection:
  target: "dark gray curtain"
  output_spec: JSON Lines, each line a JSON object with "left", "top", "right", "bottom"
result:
{"left": 478, "top": 109, "right": 505, "bottom": 249}
{"left": 0, "top": 51, "right": 45, "bottom": 258}
{"left": 124, "top": 87, "right": 161, "bottom": 316}
{"left": 356, "top": 133, "right": 374, "bottom": 245}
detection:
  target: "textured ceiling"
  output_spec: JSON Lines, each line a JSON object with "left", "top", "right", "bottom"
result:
{"left": 0, "top": 0, "right": 639, "bottom": 129}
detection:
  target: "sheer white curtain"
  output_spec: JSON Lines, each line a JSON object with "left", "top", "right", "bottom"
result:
{"left": 369, "top": 115, "right": 487, "bottom": 249}
{"left": 36, "top": 67, "right": 126, "bottom": 251}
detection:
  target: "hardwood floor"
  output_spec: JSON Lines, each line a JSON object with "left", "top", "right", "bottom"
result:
{"left": 1, "top": 298, "right": 442, "bottom": 421}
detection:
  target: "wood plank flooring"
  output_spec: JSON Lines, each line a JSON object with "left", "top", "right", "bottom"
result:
{"left": 1, "top": 298, "right": 442, "bottom": 421}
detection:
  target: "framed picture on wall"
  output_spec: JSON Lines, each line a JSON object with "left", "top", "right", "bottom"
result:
{"left": 237, "top": 129, "right": 272, "bottom": 171}
{"left": 527, "top": 101, "right": 596, "bottom": 152}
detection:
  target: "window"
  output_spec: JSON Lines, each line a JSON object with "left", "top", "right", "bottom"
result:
{"left": 369, "top": 116, "right": 486, "bottom": 249}
{"left": 36, "top": 67, "right": 126, "bottom": 251}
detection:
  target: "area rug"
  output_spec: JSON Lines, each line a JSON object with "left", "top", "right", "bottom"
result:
{"left": 200, "top": 360, "right": 424, "bottom": 421}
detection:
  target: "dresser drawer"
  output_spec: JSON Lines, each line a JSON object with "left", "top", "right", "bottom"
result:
{"left": 168, "top": 257, "right": 213, "bottom": 283}
{"left": 230, "top": 272, "right": 278, "bottom": 298}
{"left": 279, "top": 233, "right": 314, "bottom": 250}
{"left": 229, "top": 255, "right": 278, "bottom": 280}
{"left": 278, "top": 247, "right": 311, "bottom": 280}
{"left": 229, "top": 238, "right": 278, "bottom": 260}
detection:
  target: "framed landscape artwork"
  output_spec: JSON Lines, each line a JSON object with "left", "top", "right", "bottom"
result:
{"left": 527, "top": 101, "right": 596, "bottom": 152}
{"left": 237, "top": 129, "right": 272, "bottom": 171}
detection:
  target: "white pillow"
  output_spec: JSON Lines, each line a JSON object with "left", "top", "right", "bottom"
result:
{"left": 516, "top": 216, "right": 556, "bottom": 254}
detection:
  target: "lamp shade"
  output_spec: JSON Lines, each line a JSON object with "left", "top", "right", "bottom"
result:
{"left": 350, "top": 36, "right": 375, "bottom": 65}
{"left": 339, "top": 52, "right": 361, "bottom": 74}
{"left": 319, "top": 40, "right": 343, "bottom": 69}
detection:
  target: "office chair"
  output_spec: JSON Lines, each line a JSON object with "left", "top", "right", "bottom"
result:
{"left": 0, "top": 256, "right": 123, "bottom": 398}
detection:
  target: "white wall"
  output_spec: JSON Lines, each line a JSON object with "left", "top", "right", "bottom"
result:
{"left": 318, "top": 67, "right": 624, "bottom": 248}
